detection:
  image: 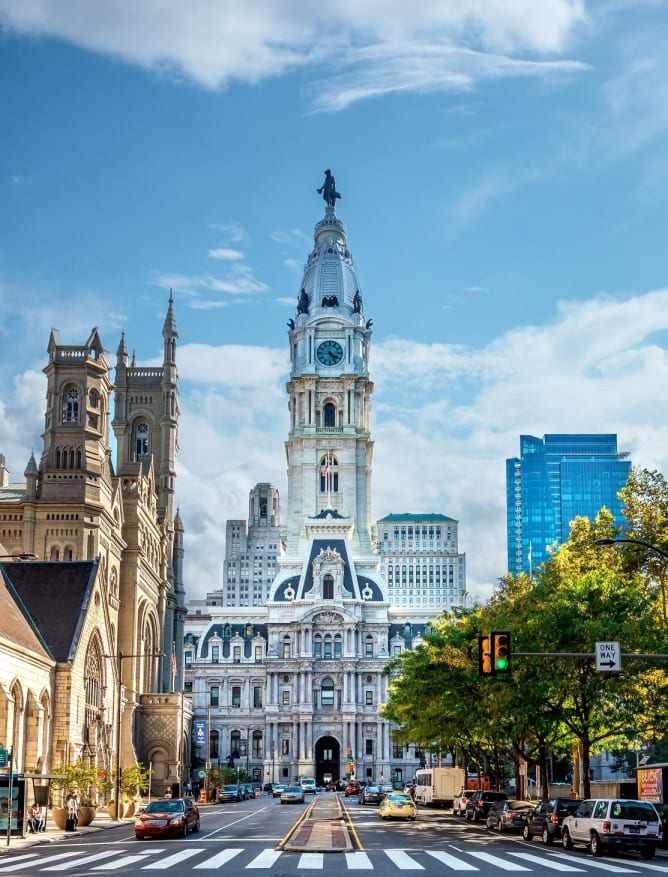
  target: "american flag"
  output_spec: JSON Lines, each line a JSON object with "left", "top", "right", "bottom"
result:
{"left": 171, "top": 649, "right": 177, "bottom": 677}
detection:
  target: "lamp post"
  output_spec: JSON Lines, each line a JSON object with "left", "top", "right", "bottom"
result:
{"left": 595, "top": 537, "right": 668, "bottom": 623}
{"left": 104, "top": 650, "right": 162, "bottom": 820}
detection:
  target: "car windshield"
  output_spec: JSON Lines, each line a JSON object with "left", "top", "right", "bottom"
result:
{"left": 223, "top": 785, "right": 238, "bottom": 792}
{"left": 283, "top": 787, "right": 301, "bottom": 793}
{"left": 144, "top": 800, "right": 184, "bottom": 813}
{"left": 388, "top": 794, "right": 411, "bottom": 802}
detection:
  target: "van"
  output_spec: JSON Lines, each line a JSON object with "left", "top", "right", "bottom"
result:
{"left": 300, "top": 777, "right": 317, "bottom": 794}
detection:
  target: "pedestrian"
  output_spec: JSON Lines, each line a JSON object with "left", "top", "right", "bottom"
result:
{"left": 65, "top": 794, "right": 78, "bottom": 831}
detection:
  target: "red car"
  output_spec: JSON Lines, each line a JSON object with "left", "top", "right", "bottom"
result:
{"left": 135, "top": 797, "right": 200, "bottom": 839}
{"left": 345, "top": 780, "right": 362, "bottom": 797}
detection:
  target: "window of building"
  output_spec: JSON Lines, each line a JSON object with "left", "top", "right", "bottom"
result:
{"left": 324, "top": 637, "right": 332, "bottom": 659}
{"left": 313, "top": 636, "right": 322, "bottom": 659}
{"left": 135, "top": 421, "right": 149, "bottom": 458}
{"left": 252, "top": 730, "right": 263, "bottom": 759}
{"left": 253, "top": 686, "right": 263, "bottom": 708}
{"left": 323, "top": 574, "right": 334, "bottom": 599}
{"left": 321, "top": 677, "right": 334, "bottom": 706}
{"left": 231, "top": 686, "right": 241, "bottom": 707}
{"left": 282, "top": 739, "right": 290, "bottom": 755}
{"left": 392, "top": 743, "right": 404, "bottom": 759}
{"left": 233, "top": 646, "right": 241, "bottom": 663}
{"left": 320, "top": 454, "right": 339, "bottom": 493}
{"left": 365, "top": 690, "right": 373, "bottom": 705}
{"left": 282, "top": 689, "right": 290, "bottom": 705}
{"left": 254, "top": 646, "right": 263, "bottom": 662}
{"left": 231, "top": 731, "right": 241, "bottom": 759}
{"left": 210, "top": 686, "right": 219, "bottom": 707}
{"left": 334, "top": 636, "right": 342, "bottom": 658}
{"left": 63, "top": 386, "right": 80, "bottom": 423}
{"left": 365, "top": 739, "right": 373, "bottom": 756}
{"left": 282, "top": 637, "right": 291, "bottom": 659}
{"left": 210, "top": 730, "right": 219, "bottom": 759}
{"left": 365, "top": 637, "right": 373, "bottom": 657}
{"left": 185, "top": 651, "right": 193, "bottom": 667}
{"left": 211, "top": 645, "right": 220, "bottom": 663}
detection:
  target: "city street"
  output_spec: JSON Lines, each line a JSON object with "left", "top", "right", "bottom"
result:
{"left": 1, "top": 794, "right": 668, "bottom": 876}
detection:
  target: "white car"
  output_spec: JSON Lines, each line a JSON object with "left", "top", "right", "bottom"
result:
{"left": 300, "top": 777, "right": 317, "bottom": 794}
{"left": 561, "top": 798, "right": 662, "bottom": 860}
{"left": 453, "top": 789, "right": 476, "bottom": 817}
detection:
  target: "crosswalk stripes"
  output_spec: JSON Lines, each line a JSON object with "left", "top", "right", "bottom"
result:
{"left": 0, "top": 846, "right": 665, "bottom": 873}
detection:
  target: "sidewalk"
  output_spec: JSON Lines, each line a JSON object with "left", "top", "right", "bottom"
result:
{"left": 0, "top": 807, "right": 121, "bottom": 854}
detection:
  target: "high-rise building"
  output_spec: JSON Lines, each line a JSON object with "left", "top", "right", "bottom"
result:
{"left": 506, "top": 433, "right": 631, "bottom": 577}
{"left": 184, "top": 177, "right": 430, "bottom": 788}
{"left": 376, "top": 513, "right": 466, "bottom": 613}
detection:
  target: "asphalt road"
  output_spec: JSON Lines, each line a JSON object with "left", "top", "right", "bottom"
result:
{"left": 1, "top": 793, "right": 667, "bottom": 877}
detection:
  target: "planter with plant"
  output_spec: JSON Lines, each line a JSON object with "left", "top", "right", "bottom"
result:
{"left": 49, "top": 762, "right": 100, "bottom": 828}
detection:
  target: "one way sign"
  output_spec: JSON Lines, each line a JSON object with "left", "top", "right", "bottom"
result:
{"left": 596, "top": 641, "right": 621, "bottom": 672}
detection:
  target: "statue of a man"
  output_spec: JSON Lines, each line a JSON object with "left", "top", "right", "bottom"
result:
{"left": 317, "top": 169, "right": 341, "bottom": 207}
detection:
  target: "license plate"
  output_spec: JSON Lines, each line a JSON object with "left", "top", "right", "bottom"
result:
{"left": 628, "top": 826, "right": 640, "bottom": 834}
{"left": 148, "top": 819, "right": 167, "bottom": 826}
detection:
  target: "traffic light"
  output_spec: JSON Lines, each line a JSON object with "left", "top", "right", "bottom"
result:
{"left": 492, "top": 631, "right": 511, "bottom": 674}
{"left": 478, "top": 635, "right": 492, "bottom": 676}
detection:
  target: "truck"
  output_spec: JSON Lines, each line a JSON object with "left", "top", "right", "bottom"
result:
{"left": 414, "top": 767, "right": 466, "bottom": 808}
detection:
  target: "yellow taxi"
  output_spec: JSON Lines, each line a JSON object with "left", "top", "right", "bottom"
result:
{"left": 379, "top": 792, "right": 417, "bottom": 821}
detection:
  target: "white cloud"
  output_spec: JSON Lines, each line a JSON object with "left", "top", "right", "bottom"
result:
{"left": 0, "top": 0, "right": 588, "bottom": 104}
{"left": 208, "top": 248, "right": 244, "bottom": 261}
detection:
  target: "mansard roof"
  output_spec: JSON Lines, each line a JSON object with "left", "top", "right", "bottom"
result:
{"left": 378, "top": 513, "right": 458, "bottom": 523}
{"left": 199, "top": 622, "right": 268, "bottom": 658}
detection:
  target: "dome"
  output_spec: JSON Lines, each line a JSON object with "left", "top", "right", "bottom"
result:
{"left": 298, "top": 206, "right": 363, "bottom": 316}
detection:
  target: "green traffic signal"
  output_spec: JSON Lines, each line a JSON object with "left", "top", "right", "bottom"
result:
{"left": 492, "top": 631, "right": 511, "bottom": 674}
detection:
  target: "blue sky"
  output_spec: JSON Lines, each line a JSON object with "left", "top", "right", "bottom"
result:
{"left": 2, "top": 0, "right": 668, "bottom": 602}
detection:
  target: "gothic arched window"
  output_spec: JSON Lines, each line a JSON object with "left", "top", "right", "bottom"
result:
{"left": 135, "top": 422, "right": 149, "bottom": 459}
{"left": 323, "top": 402, "right": 336, "bottom": 427}
{"left": 63, "top": 387, "right": 80, "bottom": 424}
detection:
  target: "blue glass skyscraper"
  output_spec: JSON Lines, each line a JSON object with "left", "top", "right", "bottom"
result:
{"left": 506, "top": 434, "right": 631, "bottom": 577}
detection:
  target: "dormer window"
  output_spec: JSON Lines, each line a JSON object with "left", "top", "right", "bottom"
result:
{"left": 323, "top": 574, "right": 334, "bottom": 599}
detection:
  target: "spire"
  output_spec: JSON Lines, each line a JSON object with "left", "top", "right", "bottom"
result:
{"left": 116, "top": 330, "right": 128, "bottom": 367}
{"left": 162, "top": 289, "right": 178, "bottom": 340}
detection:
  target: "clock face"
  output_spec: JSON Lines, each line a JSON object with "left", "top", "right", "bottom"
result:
{"left": 316, "top": 340, "right": 344, "bottom": 366}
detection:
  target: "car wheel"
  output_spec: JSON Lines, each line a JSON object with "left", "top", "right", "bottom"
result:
{"left": 542, "top": 825, "right": 553, "bottom": 845}
{"left": 641, "top": 847, "right": 656, "bottom": 860}
{"left": 182, "top": 820, "right": 188, "bottom": 838}
{"left": 497, "top": 819, "right": 504, "bottom": 832}
{"left": 193, "top": 818, "right": 200, "bottom": 834}
{"left": 465, "top": 810, "right": 472, "bottom": 821}
{"left": 562, "top": 828, "right": 573, "bottom": 850}
{"left": 522, "top": 823, "right": 532, "bottom": 841}
{"left": 135, "top": 834, "right": 144, "bottom": 840}
{"left": 590, "top": 832, "right": 603, "bottom": 857}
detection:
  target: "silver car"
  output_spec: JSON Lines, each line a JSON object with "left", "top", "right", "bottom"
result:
{"left": 561, "top": 798, "right": 661, "bottom": 860}
{"left": 280, "top": 785, "right": 305, "bottom": 804}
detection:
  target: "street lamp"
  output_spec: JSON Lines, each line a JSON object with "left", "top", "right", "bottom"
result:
{"left": 595, "top": 537, "right": 668, "bottom": 622}
{"left": 104, "top": 650, "right": 163, "bottom": 819}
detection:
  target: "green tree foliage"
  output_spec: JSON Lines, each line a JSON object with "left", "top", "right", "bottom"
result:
{"left": 383, "top": 500, "right": 668, "bottom": 799}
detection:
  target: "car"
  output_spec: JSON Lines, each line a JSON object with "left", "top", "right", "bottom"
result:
{"left": 344, "top": 780, "right": 362, "bottom": 797}
{"left": 135, "top": 797, "right": 200, "bottom": 839}
{"left": 281, "top": 785, "right": 305, "bottom": 804}
{"left": 379, "top": 792, "right": 417, "bottom": 821}
{"left": 453, "top": 789, "right": 477, "bottom": 817}
{"left": 522, "top": 797, "right": 582, "bottom": 844}
{"left": 240, "top": 783, "right": 254, "bottom": 800}
{"left": 485, "top": 799, "right": 535, "bottom": 832}
{"left": 300, "top": 777, "right": 317, "bottom": 794}
{"left": 465, "top": 790, "right": 508, "bottom": 822}
{"left": 272, "top": 784, "right": 287, "bottom": 798}
{"left": 263, "top": 782, "right": 273, "bottom": 792}
{"left": 219, "top": 784, "right": 243, "bottom": 802}
{"left": 358, "top": 784, "right": 384, "bottom": 805}
{"left": 561, "top": 798, "right": 662, "bottom": 860}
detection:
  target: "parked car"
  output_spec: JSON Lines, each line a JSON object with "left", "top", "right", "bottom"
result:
{"left": 272, "top": 784, "right": 287, "bottom": 798}
{"left": 240, "top": 783, "right": 254, "bottom": 800}
{"left": 358, "top": 785, "right": 384, "bottom": 805}
{"left": 522, "top": 797, "right": 582, "bottom": 844}
{"left": 280, "top": 785, "right": 305, "bottom": 804}
{"left": 561, "top": 798, "right": 662, "bottom": 860}
{"left": 465, "top": 790, "right": 508, "bottom": 822}
{"left": 345, "top": 780, "right": 362, "bottom": 797}
{"left": 135, "top": 797, "right": 200, "bottom": 839}
{"left": 453, "top": 789, "right": 477, "bottom": 817}
{"left": 219, "top": 784, "right": 243, "bottom": 802}
{"left": 379, "top": 792, "right": 417, "bottom": 821}
{"left": 485, "top": 799, "right": 534, "bottom": 832}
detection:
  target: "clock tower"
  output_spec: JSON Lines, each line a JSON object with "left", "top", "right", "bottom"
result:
{"left": 282, "top": 189, "right": 375, "bottom": 563}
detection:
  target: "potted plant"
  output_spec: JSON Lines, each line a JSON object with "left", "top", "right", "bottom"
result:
{"left": 49, "top": 762, "right": 100, "bottom": 828}
{"left": 105, "top": 764, "right": 151, "bottom": 818}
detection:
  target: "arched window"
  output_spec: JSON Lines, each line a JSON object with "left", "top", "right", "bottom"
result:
{"left": 282, "top": 636, "right": 291, "bottom": 659}
{"left": 230, "top": 730, "right": 241, "bottom": 759}
{"left": 321, "top": 677, "right": 335, "bottom": 706}
{"left": 84, "top": 641, "right": 103, "bottom": 748}
{"left": 320, "top": 454, "right": 339, "bottom": 493}
{"left": 324, "top": 636, "right": 332, "bottom": 659}
{"left": 313, "top": 635, "right": 322, "bottom": 659}
{"left": 135, "top": 422, "right": 149, "bottom": 459}
{"left": 323, "top": 402, "right": 336, "bottom": 427}
{"left": 252, "top": 730, "right": 263, "bottom": 759}
{"left": 63, "top": 387, "right": 80, "bottom": 423}
{"left": 210, "top": 730, "right": 219, "bottom": 759}
{"left": 323, "top": 574, "right": 334, "bottom": 599}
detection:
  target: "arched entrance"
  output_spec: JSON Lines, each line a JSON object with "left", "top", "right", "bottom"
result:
{"left": 314, "top": 736, "right": 340, "bottom": 786}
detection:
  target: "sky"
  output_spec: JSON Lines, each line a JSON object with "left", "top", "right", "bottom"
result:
{"left": 1, "top": 0, "right": 668, "bottom": 604}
